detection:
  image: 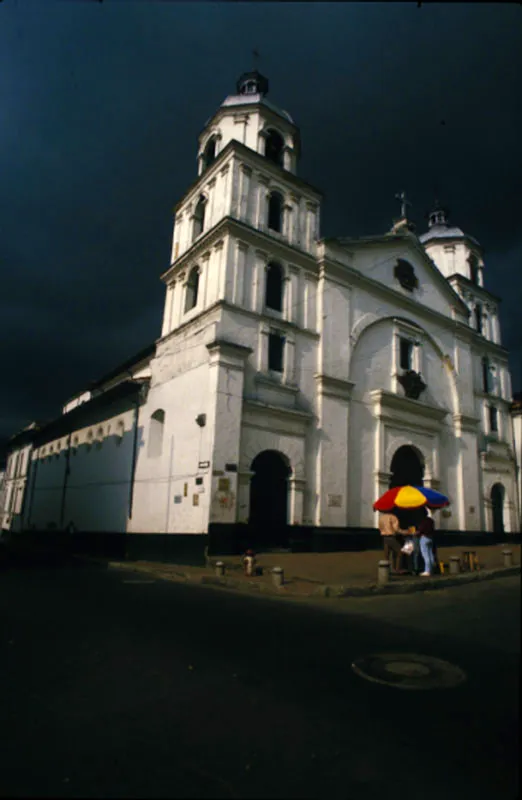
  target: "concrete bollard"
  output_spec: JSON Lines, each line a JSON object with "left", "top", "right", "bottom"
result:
{"left": 378, "top": 560, "right": 390, "bottom": 585}
{"left": 215, "top": 561, "right": 225, "bottom": 577}
{"left": 272, "top": 567, "right": 284, "bottom": 588}
{"left": 449, "top": 556, "right": 461, "bottom": 575}
{"left": 502, "top": 550, "right": 513, "bottom": 567}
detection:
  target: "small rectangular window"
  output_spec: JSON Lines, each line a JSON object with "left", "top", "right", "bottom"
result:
{"left": 399, "top": 338, "right": 413, "bottom": 371}
{"left": 488, "top": 405, "right": 498, "bottom": 433}
{"left": 482, "top": 358, "right": 490, "bottom": 393}
{"left": 268, "top": 332, "right": 285, "bottom": 373}
{"left": 474, "top": 304, "right": 483, "bottom": 334}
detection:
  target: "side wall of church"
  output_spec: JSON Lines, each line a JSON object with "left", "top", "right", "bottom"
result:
{"left": 27, "top": 407, "right": 137, "bottom": 533}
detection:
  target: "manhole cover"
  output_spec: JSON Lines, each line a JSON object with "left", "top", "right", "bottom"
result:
{"left": 351, "top": 653, "right": 466, "bottom": 690}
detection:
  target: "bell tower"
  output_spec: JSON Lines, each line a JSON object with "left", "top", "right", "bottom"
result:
{"left": 159, "top": 70, "right": 321, "bottom": 344}
{"left": 420, "top": 201, "right": 500, "bottom": 345}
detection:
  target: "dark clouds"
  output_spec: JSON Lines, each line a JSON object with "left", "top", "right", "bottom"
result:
{"left": 1, "top": 2, "right": 521, "bottom": 449}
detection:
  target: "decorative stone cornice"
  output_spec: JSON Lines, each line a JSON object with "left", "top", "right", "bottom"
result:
{"left": 452, "top": 412, "right": 480, "bottom": 434}
{"left": 206, "top": 340, "right": 253, "bottom": 371}
{"left": 243, "top": 398, "right": 313, "bottom": 422}
{"left": 314, "top": 374, "right": 355, "bottom": 401}
{"left": 206, "top": 340, "right": 253, "bottom": 359}
{"left": 254, "top": 372, "right": 299, "bottom": 395}
{"left": 370, "top": 389, "right": 448, "bottom": 425}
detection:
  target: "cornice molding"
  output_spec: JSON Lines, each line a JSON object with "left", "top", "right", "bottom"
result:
{"left": 243, "top": 398, "right": 313, "bottom": 423}
{"left": 370, "top": 389, "right": 449, "bottom": 424}
{"left": 206, "top": 339, "right": 253, "bottom": 359}
{"left": 314, "top": 374, "right": 355, "bottom": 401}
{"left": 452, "top": 412, "right": 481, "bottom": 433}
{"left": 162, "top": 215, "right": 318, "bottom": 284}
{"left": 254, "top": 373, "right": 300, "bottom": 396}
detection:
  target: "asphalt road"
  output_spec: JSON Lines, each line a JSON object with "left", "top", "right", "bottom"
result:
{"left": 0, "top": 556, "right": 519, "bottom": 799}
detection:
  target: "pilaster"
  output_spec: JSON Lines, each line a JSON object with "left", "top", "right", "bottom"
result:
{"left": 288, "top": 477, "right": 306, "bottom": 525}
{"left": 206, "top": 340, "right": 253, "bottom": 525}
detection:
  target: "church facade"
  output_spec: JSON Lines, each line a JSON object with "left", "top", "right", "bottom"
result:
{"left": 2, "top": 71, "right": 519, "bottom": 542}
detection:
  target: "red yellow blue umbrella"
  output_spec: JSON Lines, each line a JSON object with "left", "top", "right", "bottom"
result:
{"left": 373, "top": 485, "right": 450, "bottom": 512}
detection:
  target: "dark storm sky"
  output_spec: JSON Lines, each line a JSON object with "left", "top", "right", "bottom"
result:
{"left": 1, "top": 2, "right": 521, "bottom": 449}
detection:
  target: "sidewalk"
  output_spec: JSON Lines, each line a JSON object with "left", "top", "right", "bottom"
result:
{"left": 100, "top": 542, "right": 521, "bottom": 599}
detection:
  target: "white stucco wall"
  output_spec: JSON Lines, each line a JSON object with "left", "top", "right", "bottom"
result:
{"left": 28, "top": 409, "right": 136, "bottom": 532}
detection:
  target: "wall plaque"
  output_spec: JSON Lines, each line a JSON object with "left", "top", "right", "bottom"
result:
{"left": 218, "top": 478, "right": 230, "bottom": 491}
{"left": 192, "top": 494, "right": 199, "bottom": 506}
{"left": 174, "top": 495, "right": 182, "bottom": 504}
{"left": 327, "top": 494, "right": 343, "bottom": 508}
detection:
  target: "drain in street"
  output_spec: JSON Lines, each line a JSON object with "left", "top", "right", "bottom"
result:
{"left": 351, "top": 652, "right": 467, "bottom": 690}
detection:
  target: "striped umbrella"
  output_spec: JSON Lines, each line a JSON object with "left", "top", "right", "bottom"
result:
{"left": 373, "top": 485, "right": 450, "bottom": 512}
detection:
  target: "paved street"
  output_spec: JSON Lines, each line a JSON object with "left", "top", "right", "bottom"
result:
{"left": 0, "top": 557, "right": 519, "bottom": 799}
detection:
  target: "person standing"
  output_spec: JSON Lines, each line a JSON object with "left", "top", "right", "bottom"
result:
{"left": 378, "top": 512, "right": 407, "bottom": 574}
{"left": 418, "top": 509, "right": 436, "bottom": 576}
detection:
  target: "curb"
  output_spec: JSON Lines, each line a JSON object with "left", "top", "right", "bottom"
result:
{"left": 93, "top": 557, "right": 520, "bottom": 599}
{"left": 316, "top": 564, "right": 521, "bottom": 597}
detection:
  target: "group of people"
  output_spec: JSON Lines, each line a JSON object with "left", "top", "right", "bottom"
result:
{"left": 379, "top": 506, "right": 438, "bottom": 576}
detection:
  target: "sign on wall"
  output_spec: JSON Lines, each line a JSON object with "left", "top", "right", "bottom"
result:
{"left": 327, "top": 494, "right": 343, "bottom": 508}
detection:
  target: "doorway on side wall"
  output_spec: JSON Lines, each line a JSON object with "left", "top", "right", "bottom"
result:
{"left": 491, "top": 483, "right": 505, "bottom": 534}
{"left": 249, "top": 450, "right": 291, "bottom": 547}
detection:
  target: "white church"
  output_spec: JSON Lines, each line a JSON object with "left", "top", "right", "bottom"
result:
{"left": 2, "top": 70, "right": 520, "bottom": 550}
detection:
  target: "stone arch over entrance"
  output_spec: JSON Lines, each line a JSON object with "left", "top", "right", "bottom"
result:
{"left": 389, "top": 445, "right": 425, "bottom": 488}
{"left": 249, "top": 450, "right": 291, "bottom": 545}
{"left": 491, "top": 483, "right": 505, "bottom": 534}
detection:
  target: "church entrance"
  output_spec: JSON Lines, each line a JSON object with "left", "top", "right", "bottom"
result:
{"left": 491, "top": 483, "right": 505, "bottom": 534}
{"left": 389, "top": 446, "right": 425, "bottom": 528}
{"left": 249, "top": 450, "right": 291, "bottom": 547}
{"left": 389, "top": 446, "right": 424, "bottom": 488}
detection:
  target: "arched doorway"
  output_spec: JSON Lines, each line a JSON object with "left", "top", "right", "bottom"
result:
{"left": 249, "top": 450, "right": 291, "bottom": 546}
{"left": 389, "top": 446, "right": 424, "bottom": 488}
{"left": 491, "top": 483, "right": 505, "bottom": 534}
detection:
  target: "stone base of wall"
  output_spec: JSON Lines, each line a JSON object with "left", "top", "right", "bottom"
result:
{"left": 6, "top": 531, "right": 209, "bottom": 567}
{"left": 5, "top": 527, "right": 519, "bottom": 567}
{"left": 207, "top": 524, "right": 521, "bottom": 555}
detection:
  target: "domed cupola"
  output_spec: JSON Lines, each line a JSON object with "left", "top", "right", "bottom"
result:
{"left": 236, "top": 70, "right": 269, "bottom": 97}
{"left": 427, "top": 201, "right": 450, "bottom": 230}
{"left": 419, "top": 200, "right": 480, "bottom": 248}
{"left": 197, "top": 68, "right": 300, "bottom": 175}
{"left": 420, "top": 200, "right": 484, "bottom": 284}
